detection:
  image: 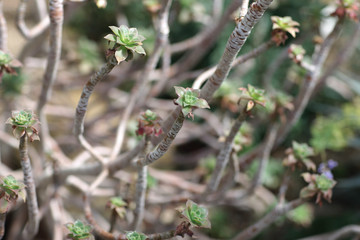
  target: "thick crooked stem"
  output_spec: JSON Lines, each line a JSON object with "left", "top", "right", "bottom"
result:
{"left": 19, "top": 135, "right": 39, "bottom": 238}
{"left": 140, "top": 112, "right": 184, "bottom": 166}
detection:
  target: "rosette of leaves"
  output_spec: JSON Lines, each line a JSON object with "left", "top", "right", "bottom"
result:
{"left": 126, "top": 231, "right": 147, "bottom": 240}
{"left": 300, "top": 173, "right": 337, "bottom": 205}
{"left": 0, "top": 50, "right": 21, "bottom": 83}
{"left": 238, "top": 84, "right": 266, "bottom": 113}
{"left": 332, "top": 0, "right": 359, "bottom": 21}
{"left": 271, "top": 16, "right": 300, "bottom": 45}
{"left": 66, "top": 220, "right": 93, "bottom": 240}
{"left": 288, "top": 44, "right": 306, "bottom": 64}
{"left": 136, "top": 109, "right": 162, "bottom": 137}
{"left": 0, "top": 175, "right": 26, "bottom": 213}
{"left": 283, "top": 141, "right": 316, "bottom": 171}
{"left": 179, "top": 200, "right": 211, "bottom": 228}
{"left": 106, "top": 197, "right": 127, "bottom": 219}
{"left": 174, "top": 86, "right": 210, "bottom": 119}
{"left": 6, "top": 110, "right": 40, "bottom": 142}
{"left": 104, "top": 25, "right": 146, "bottom": 63}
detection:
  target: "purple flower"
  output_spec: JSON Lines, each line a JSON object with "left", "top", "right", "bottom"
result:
{"left": 318, "top": 160, "right": 338, "bottom": 179}
{"left": 327, "top": 159, "right": 338, "bottom": 170}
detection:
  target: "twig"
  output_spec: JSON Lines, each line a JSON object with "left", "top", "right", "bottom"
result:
{"left": 299, "top": 224, "right": 360, "bottom": 240}
{"left": 248, "top": 124, "right": 279, "bottom": 193}
{"left": 133, "top": 138, "right": 151, "bottom": 230}
{"left": 16, "top": 0, "right": 50, "bottom": 40}
{"left": 205, "top": 106, "right": 248, "bottom": 194}
{"left": 19, "top": 135, "right": 39, "bottom": 238}
{"left": 233, "top": 198, "right": 304, "bottom": 240}
{"left": 36, "top": 0, "right": 64, "bottom": 160}
{"left": 277, "top": 18, "right": 344, "bottom": 143}
{"left": 0, "top": 212, "right": 6, "bottom": 239}
{"left": 109, "top": 0, "right": 173, "bottom": 162}
{"left": 239, "top": 0, "right": 250, "bottom": 20}
{"left": 0, "top": 0, "right": 7, "bottom": 51}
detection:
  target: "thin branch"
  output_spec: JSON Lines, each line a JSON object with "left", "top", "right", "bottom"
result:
{"left": 0, "top": 212, "right": 6, "bottom": 239}
{"left": 37, "top": 0, "right": 64, "bottom": 161}
{"left": 299, "top": 224, "right": 360, "bottom": 240}
{"left": 0, "top": 0, "right": 7, "bottom": 51}
{"left": 233, "top": 198, "right": 304, "bottom": 240}
{"left": 277, "top": 18, "right": 344, "bottom": 143}
{"left": 133, "top": 165, "right": 148, "bottom": 231}
{"left": 19, "top": 135, "right": 39, "bottom": 238}
{"left": 248, "top": 124, "right": 279, "bottom": 193}
{"left": 205, "top": 106, "right": 248, "bottom": 194}
{"left": 16, "top": 0, "right": 50, "bottom": 40}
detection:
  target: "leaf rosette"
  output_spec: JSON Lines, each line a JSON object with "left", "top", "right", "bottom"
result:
{"left": 180, "top": 200, "right": 211, "bottom": 228}
{"left": 174, "top": 86, "right": 210, "bottom": 119}
{"left": 6, "top": 110, "right": 40, "bottom": 142}
{"left": 125, "top": 231, "right": 147, "bottom": 240}
{"left": 104, "top": 25, "right": 146, "bottom": 63}
{"left": 66, "top": 220, "right": 93, "bottom": 240}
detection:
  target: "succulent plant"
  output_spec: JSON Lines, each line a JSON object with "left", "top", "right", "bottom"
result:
{"left": 104, "top": 25, "right": 146, "bottom": 63}
{"left": 238, "top": 84, "right": 266, "bottom": 112}
{"left": 271, "top": 16, "right": 300, "bottom": 45}
{"left": 332, "top": 0, "right": 359, "bottom": 21}
{"left": 300, "top": 172, "right": 337, "bottom": 205}
{"left": 174, "top": 86, "right": 210, "bottom": 119}
{"left": 6, "top": 110, "right": 40, "bottom": 142}
{"left": 179, "top": 200, "right": 211, "bottom": 228}
{"left": 136, "top": 110, "right": 162, "bottom": 137}
{"left": 106, "top": 197, "right": 127, "bottom": 219}
{"left": 125, "top": 231, "right": 147, "bottom": 240}
{"left": 283, "top": 141, "right": 316, "bottom": 171}
{"left": 0, "top": 50, "right": 21, "bottom": 83}
{"left": 288, "top": 44, "right": 306, "bottom": 64}
{"left": 66, "top": 220, "right": 93, "bottom": 240}
{"left": 0, "top": 175, "right": 26, "bottom": 213}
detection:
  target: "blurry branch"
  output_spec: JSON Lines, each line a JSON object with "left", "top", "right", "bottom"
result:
{"left": 239, "top": 0, "right": 249, "bottom": 21}
{"left": 233, "top": 198, "right": 304, "bottom": 240}
{"left": 248, "top": 124, "right": 279, "bottom": 193}
{"left": 159, "top": 0, "right": 274, "bottom": 145}
{"left": 314, "top": 22, "right": 360, "bottom": 95}
{"left": 212, "top": 0, "right": 224, "bottom": 21}
{"left": 0, "top": 0, "right": 7, "bottom": 51}
{"left": 277, "top": 18, "right": 344, "bottom": 143}
{"left": 205, "top": 105, "right": 248, "bottom": 194}
{"left": 299, "top": 225, "right": 360, "bottom": 240}
{"left": 193, "top": 40, "right": 274, "bottom": 89}
{"left": 37, "top": 140, "right": 145, "bottom": 188}
{"left": 0, "top": 212, "right": 5, "bottom": 239}
{"left": 19, "top": 135, "right": 40, "bottom": 238}
{"left": 37, "top": 0, "right": 64, "bottom": 158}
{"left": 16, "top": 0, "right": 50, "bottom": 40}
{"left": 170, "top": 0, "right": 244, "bottom": 72}
{"left": 109, "top": 0, "right": 173, "bottom": 162}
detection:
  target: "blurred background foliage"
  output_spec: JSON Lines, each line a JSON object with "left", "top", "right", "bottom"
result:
{"left": 1, "top": 0, "right": 360, "bottom": 239}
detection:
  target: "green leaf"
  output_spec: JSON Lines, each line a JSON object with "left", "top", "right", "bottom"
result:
{"left": 104, "top": 34, "right": 116, "bottom": 42}
{"left": 193, "top": 98, "right": 210, "bottom": 109}
{"left": 115, "top": 47, "right": 128, "bottom": 63}
{"left": 109, "top": 26, "right": 121, "bottom": 36}
{"left": 134, "top": 46, "right": 146, "bottom": 55}
{"left": 174, "top": 86, "right": 186, "bottom": 97}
